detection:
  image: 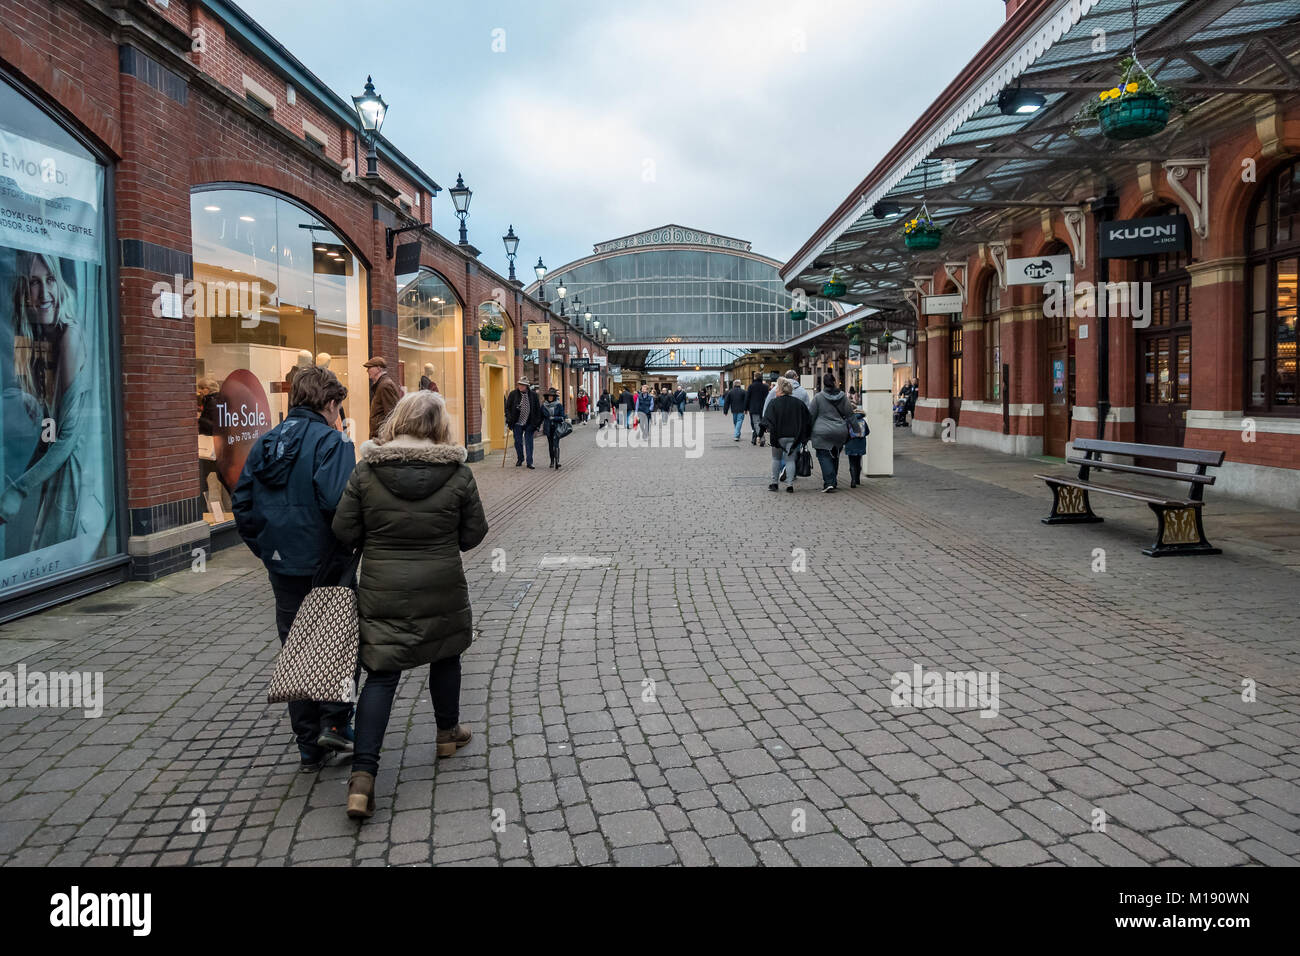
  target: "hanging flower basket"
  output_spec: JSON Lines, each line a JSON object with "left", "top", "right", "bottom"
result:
{"left": 788, "top": 307, "right": 809, "bottom": 321}
{"left": 1075, "top": 56, "right": 1183, "bottom": 141}
{"left": 479, "top": 324, "right": 503, "bottom": 342}
{"left": 904, "top": 226, "right": 942, "bottom": 250}
{"left": 1098, "top": 92, "right": 1170, "bottom": 140}
{"left": 821, "top": 271, "right": 846, "bottom": 298}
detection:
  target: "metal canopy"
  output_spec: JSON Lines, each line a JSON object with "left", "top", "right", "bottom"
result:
{"left": 786, "top": 0, "right": 1300, "bottom": 316}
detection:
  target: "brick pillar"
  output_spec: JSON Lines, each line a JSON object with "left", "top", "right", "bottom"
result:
{"left": 117, "top": 43, "right": 205, "bottom": 579}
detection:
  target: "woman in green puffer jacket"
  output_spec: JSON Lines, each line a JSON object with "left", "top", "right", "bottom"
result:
{"left": 332, "top": 390, "right": 488, "bottom": 819}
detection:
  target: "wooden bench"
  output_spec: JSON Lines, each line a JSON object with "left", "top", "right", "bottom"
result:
{"left": 1034, "top": 438, "right": 1225, "bottom": 557}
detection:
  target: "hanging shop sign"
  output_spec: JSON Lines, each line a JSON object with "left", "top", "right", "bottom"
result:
{"left": 551, "top": 336, "right": 569, "bottom": 357}
{"left": 393, "top": 240, "right": 420, "bottom": 277}
{"left": 1006, "top": 254, "right": 1072, "bottom": 286}
{"left": 922, "top": 293, "right": 963, "bottom": 314}
{"left": 1099, "top": 214, "right": 1191, "bottom": 258}
{"left": 593, "top": 355, "right": 608, "bottom": 366}
{"left": 525, "top": 323, "right": 549, "bottom": 350}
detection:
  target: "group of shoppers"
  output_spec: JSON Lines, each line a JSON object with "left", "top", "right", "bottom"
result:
{"left": 606, "top": 383, "right": 687, "bottom": 429}
{"left": 728, "top": 369, "right": 869, "bottom": 493}
{"left": 233, "top": 362, "right": 487, "bottom": 822}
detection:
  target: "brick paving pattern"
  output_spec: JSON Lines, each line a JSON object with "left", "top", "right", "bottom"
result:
{"left": 1, "top": 413, "right": 1298, "bottom": 866}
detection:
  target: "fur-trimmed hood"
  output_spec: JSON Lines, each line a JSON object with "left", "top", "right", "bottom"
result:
{"left": 359, "top": 436, "right": 468, "bottom": 465}
{"left": 358, "top": 437, "right": 468, "bottom": 500}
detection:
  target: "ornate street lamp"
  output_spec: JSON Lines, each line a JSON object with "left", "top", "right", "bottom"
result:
{"left": 534, "top": 257, "right": 547, "bottom": 301}
{"left": 502, "top": 224, "right": 520, "bottom": 284}
{"left": 352, "top": 75, "right": 387, "bottom": 178}
{"left": 449, "top": 174, "right": 472, "bottom": 246}
{"left": 556, "top": 276, "right": 567, "bottom": 316}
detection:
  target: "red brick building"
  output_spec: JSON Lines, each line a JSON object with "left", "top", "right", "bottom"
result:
{"left": 784, "top": 0, "right": 1300, "bottom": 510}
{"left": 0, "top": 0, "right": 604, "bottom": 619}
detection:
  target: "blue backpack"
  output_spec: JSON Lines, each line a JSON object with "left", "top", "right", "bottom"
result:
{"left": 847, "top": 414, "right": 869, "bottom": 439}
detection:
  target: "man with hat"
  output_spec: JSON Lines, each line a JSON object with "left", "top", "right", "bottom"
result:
{"left": 504, "top": 378, "right": 543, "bottom": 468}
{"left": 364, "top": 357, "right": 402, "bottom": 439}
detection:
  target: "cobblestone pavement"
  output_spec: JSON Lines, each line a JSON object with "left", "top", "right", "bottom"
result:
{"left": 1, "top": 413, "right": 1298, "bottom": 867}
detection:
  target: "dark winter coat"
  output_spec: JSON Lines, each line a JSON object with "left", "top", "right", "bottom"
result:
{"left": 761, "top": 394, "right": 813, "bottom": 449}
{"left": 845, "top": 412, "right": 869, "bottom": 456}
{"left": 655, "top": 391, "right": 672, "bottom": 411}
{"left": 541, "top": 400, "right": 566, "bottom": 437}
{"left": 597, "top": 393, "right": 612, "bottom": 412}
{"left": 673, "top": 389, "right": 687, "bottom": 409}
{"left": 232, "top": 407, "right": 356, "bottom": 577}
{"left": 810, "top": 388, "right": 853, "bottom": 451}
{"left": 505, "top": 387, "right": 543, "bottom": 431}
{"left": 745, "top": 380, "right": 769, "bottom": 415}
{"left": 332, "top": 438, "right": 489, "bottom": 673}
{"left": 368, "top": 372, "right": 402, "bottom": 438}
{"left": 723, "top": 385, "right": 747, "bottom": 414}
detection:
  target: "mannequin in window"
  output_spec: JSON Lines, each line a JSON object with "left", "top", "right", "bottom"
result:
{"left": 316, "top": 352, "right": 331, "bottom": 369}
{"left": 419, "top": 363, "right": 438, "bottom": 393}
{"left": 286, "top": 349, "right": 313, "bottom": 390}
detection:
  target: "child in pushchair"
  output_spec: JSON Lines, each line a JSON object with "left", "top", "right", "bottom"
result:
{"left": 893, "top": 396, "right": 909, "bottom": 426}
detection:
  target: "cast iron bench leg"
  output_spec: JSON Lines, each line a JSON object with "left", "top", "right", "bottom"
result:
{"left": 1143, "top": 504, "right": 1221, "bottom": 556}
{"left": 1042, "top": 482, "right": 1103, "bottom": 524}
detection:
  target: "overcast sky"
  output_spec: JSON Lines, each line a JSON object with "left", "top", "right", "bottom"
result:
{"left": 238, "top": 0, "right": 1003, "bottom": 274}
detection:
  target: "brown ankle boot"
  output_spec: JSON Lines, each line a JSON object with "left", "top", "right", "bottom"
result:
{"left": 436, "top": 724, "right": 472, "bottom": 758}
{"left": 347, "top": 771, "right": 375, "bottom": 820}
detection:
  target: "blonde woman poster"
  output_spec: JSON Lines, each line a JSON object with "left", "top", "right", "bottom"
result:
{"left": 0, "top": 251, "right": 110, "bottom": 574}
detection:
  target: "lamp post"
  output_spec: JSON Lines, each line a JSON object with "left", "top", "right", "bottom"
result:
{"left": 556, "top": 276, "right": 567, "bottom": 316}
{"left": 503, "top": 225, "right": 520, "bottom": 284}
{"left": 534, "top": 257, "right": 547, "bottom": 302}
{"left": 351, "top": 75, "right": 387, "bottom": 178}
{"left": 449, "top": 173, "right": 472, "bottom": 246}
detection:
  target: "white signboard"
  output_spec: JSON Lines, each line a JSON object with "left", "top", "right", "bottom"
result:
{"left": 0, "top": 130, "right": 104, "bottom": 263}
{"left": 1006, "top": 253, "right": 1072, "bottom": 286}
{"left": 923, "top": 293, "right": 963, "bottom": 315}
{"left": 593, "top": 354, "right": 608, "bottom": 366}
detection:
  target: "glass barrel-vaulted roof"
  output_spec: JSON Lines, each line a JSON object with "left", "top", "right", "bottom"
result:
{"left": 527, "top": 225, "right": 843, "bottom": 349}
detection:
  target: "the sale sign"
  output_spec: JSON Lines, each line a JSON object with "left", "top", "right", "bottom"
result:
{"left": 214, "top": 369, "right": 273, "bottom": 489}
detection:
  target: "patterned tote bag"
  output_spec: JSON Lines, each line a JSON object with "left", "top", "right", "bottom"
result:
{"left": 267, "top": 547, "right": 361, "bottom": 704}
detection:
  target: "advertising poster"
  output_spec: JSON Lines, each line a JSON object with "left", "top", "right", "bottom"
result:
{"left": 0, "top": 122, "right": 117, "bottom": 596}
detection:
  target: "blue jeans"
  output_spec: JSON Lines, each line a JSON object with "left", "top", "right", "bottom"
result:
{"left": 771, "top": 442, "right": 799, "bottom": 485}
{"left": 732, "top": 412, "right": 745, "bottom": 438}
{"left": 352, "top": 656, "right": 461, "bottom": 775}
{"left": 816, "top": 448, "right": 841, "bottom": 487}
{"left": 512, "top": 424, "right": 534, "bottom": 464}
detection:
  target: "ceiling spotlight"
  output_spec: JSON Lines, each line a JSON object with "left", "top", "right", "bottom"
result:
{"left": 872, "top": 201, "right": 902, "bottom": 219}
{"left": 998, "top": 86, "right": 1046, "bottom": 115}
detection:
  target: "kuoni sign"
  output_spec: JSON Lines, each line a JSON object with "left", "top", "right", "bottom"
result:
{"left": 1099, "top": 214, "right": 1191, "bottom": 258}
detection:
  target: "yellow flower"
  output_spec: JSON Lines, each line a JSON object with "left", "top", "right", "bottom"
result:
{"left": 1125, "top": 82, "right": 1139, "bottom": 93}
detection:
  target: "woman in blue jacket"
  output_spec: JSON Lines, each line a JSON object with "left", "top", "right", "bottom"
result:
{"left": 232, "top": 367, "right": 357, "bottom": 771}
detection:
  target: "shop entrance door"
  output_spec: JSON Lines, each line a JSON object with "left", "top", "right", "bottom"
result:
{"left": 1134, "top": 244, "right": 1191, "bottom": 466}
{"left": 1043, "top": 311, "right": 1071, "bottom": 457}
{"left": 481, "top": 365, "right": 506, "bottom": 451}
{"left": 948, "top": 317, "right": 963, "bottom": 424}
{"left": 1136, "top": 328, "right": 1190, "bottom": 457}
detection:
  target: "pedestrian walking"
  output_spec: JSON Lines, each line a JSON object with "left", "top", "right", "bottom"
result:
{"left": 845, "top": 406, "right": 869, "bottom": 487}
{"left": 620, "top": 386, "right": 636, "bottom": 428}
{"left": 746, "top": 372, "right": 769, "bottom": 446}
{"left": 576, "top": 389, "right": 590, "bottom": 424}
{"left": 763, "top": 369, "right": 812, "bottom": 419}
{"left": 654, "top": 385, "right": 671, "bottom": 424}
{"left": 505, "top": 378, "right": 542, "bottom": 468}
{"left": 597, "top": 389, "right": 612, "bottom": 429}
{"left": 810, "top": 372, "right": 852, "bottom": 492}
{"left": 332, "top": 390, "right": 488, "bottom": 819}
{"left": 541, "top": 387, "right": 566, "bottom": 468}
{"left": 364, "top": 356, "right": 401, "bottom": 438}
{"left": 673, "top": 384, "right": 687, "bottom": 417}
{"left": 724, "top": 379, "right": 747, "bottom": 440}
{"left": 761, "top": 377, "right": 812, "bottom": 493}
{"left": 231, "top": 367, "right": 357, "bottom": 772}
{"left": 636, "top": 384, "right": 656, "bottom": 432}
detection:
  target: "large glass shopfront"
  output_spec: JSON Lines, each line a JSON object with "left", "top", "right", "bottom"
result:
{"left": 477, "top": 302, "right": 513, "bottom": 451}
{"left": 192, "top": 187, "right": 367, "bottom": 522}
{"left": 395, "top": 267, "right": 463, "bottom": 442}
{"left": 0, "top": 73, "right": 123, "bottom": 604}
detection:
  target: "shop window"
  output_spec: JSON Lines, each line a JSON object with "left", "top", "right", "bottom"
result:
{"left": 1246, "top": 158, "right": 1300, "bottom": 412}
{"left": 192, "top": 187, "right": 368, "bottom": 523}
{"left": 949, "top": 317, "right": 963, "bottom": 401}
{"left": 395, "top": 267, "right": 463, "bottom": 442}
{"left": 983, "top": 277, "right": 1001, "bottom": 402}
{"left": 0, "top": 74, "right": 122, "bottom": 597}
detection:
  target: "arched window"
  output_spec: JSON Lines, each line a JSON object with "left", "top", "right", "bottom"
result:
{"left": 983, "top": 275, "right": 1002, "bottom": 402}
{"left": 396, "top": 268, "right": 463, "bottom": 442}
{"left": 1246, "top": 159, "right": 1299, "bottom": 413}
